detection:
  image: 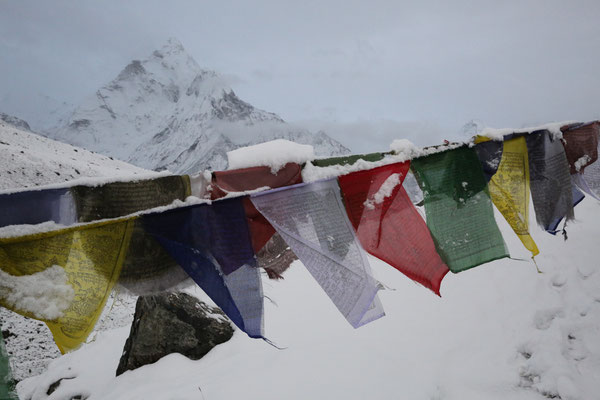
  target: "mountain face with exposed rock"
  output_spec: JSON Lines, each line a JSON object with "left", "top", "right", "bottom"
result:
{"left": 49, "top": 38, "right": 349, "bottom": 174}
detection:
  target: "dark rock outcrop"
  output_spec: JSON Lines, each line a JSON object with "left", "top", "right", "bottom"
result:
{"left": 116, "top": 292, "right": 233, "bottom": 376}
{"left": 0, "top": 113, "right": 31, "bottom": 131}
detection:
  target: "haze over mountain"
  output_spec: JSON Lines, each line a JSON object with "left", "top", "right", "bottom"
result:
{"left": 47, "top": 38, "right": 348, "bottom": 174}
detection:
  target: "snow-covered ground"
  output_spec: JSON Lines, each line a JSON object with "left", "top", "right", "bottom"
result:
{"left": 14, "top": 196, "right": 600, "bottom": 400}
{"left": 0, "top": 120, "right": 148, "bottom": 191}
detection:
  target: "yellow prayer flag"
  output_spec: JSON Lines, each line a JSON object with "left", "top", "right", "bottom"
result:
{"left": 488, "top": 136, "right": 539, "bottom": 257}
{"left": 0, "top": 218, "right": 134, "bottom": 353}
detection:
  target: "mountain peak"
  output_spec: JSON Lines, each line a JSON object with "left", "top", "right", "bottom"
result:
{"left": 50, "top": 39, "right": 349, "bottom": 173}
{"left": 152, "top": 37, "right": 187, "bottom": 60}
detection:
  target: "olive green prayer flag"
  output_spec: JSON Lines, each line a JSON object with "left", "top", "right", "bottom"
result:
{"left": 411, "top": 147, "right": 508, "bottom": 272}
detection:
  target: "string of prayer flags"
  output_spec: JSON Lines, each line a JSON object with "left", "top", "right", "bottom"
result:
{"left": 210, "top": 163, "right": 302, "bottom": 278}
{"left": 0, "top": 326, "right": 18, "bottom": 400}
{"left": 487, "top": 136, "right": 539, "bottom": 257}
{"left": 411, "top": 146, "right": 509, "bottom": 273}
{"left": 311, "top": 152, "right": 387, "bottom": 167}
{"left": 525, "top": 131, "right": 574, "bottom": 233}
{"left": 338, "top": 162, "right": 450, "bottom": 295}
{"left": 141, "top": 199, "right": 264, "bottom": 337}
{"left": 0, "top": 187, "right": 77, "bottom": 228}
{"left": 0, "top": 218, "right": 135, "bottom": 353}
{"left": 561, "top": 121, "right": 599, "bottom": 174}
{"left": 251, "top": 179, "right": 385, "bottom": 328}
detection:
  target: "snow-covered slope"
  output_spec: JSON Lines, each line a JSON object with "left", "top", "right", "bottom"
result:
{"left": 49, "top": 38, "right": 349, "bottom": 173}
{"left": 15, "top": 196, "right": 600, "bottom": 400}
{"left": 0, "top": 119, "right": 149, "bottom": 191}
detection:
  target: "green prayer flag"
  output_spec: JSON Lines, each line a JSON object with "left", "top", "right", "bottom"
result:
{"left": 0, "top": 326, "right": 18, "bottom": 400}
{"left": 411, "top": 147, "right": 509, "bottom": 272}
{"left": 311, "top": 152, "right": 388, "bottom": 167}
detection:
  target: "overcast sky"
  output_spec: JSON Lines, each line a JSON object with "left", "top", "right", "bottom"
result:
{"left": 1, "top": 0, "right": 599, "bottom": 151}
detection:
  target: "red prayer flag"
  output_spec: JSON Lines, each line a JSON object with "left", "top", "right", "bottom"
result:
{"left": 338, "top": 162, "right": 450, "bottom": 295}
{"left": 210, "top": 163, "right": 303, "bottom": 252}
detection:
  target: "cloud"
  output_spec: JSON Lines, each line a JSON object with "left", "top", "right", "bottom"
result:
{"left": 0, "top": 0, "right": 599, "bottom": 151}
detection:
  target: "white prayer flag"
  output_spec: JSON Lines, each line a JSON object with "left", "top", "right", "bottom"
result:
{"left": 251, "top": 179, "right": 384, "bottom": 328}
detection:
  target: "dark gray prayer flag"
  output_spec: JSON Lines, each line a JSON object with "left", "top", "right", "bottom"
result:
{"left": 525, "top": 131, "right": 574, "bottom": 233}
{"left": 474, "top": 140, "right": 503, "bottom": 182}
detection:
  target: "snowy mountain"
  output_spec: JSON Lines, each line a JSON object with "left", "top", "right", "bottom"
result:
{"left": 49, "top": 38, "right": 349, "bottom": 173}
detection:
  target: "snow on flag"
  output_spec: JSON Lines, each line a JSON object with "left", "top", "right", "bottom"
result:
{"left": 487, "top": 136, "right": 540, "bottom": 257}
{"left": 338, "top": 162, "right": 450, "bottom": 295}
{"left": 411, "top": 146, "right": 508, "bottom": 273}
{"left": 0, "top": 218, "right": 135, "bottom": 353}
{"left": 525, "top": 131, "right": 574, "bottom": 233}
{"left": 251, "top": 179, "right": 384, "bottom": 328}
{"left": 141, "top": 198, "right": 264, "bottom": 338}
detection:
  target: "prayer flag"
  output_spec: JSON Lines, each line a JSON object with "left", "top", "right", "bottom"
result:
{"left": 474, "top": 139, "right": 503, "bottom": 182}
{"left": 411, "top": 147, "right": 508, "bottom": 272}
{"left": 338, "top": 162, "right": 450, "bottom": 295}
{"left": 525, "top": 131, "right": 574, "bottom": 233}
{"left": 141, "top": 199, "right": 263, "bottom": 338}
{"left": 0, "top": 188, "right": 77, "bottom": 228}
{"left": 573, "top": 122, "right": 600, "bottom": 199}
{"left": 252, "top": 179, "right": 384, "bottom": 328}
{"left": 256, "top": 233, "right": 298, "bottom": 279}
{"left": 561, "top": 121, "right": 599, "bottom": 174}
{"left": 573, "top": 173, "right": 600, "bottom": 201}
{"left": 72, "top": 175, "right": 191, "bottom": 221}
{"left": 548, "top": 176, "right": 586, "bottom": 234}
{"left": 488, "top": 136, "right": 539, "bottom": 256}
{"left": 0, "top": 218, "right": 135, "bottom": 353}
